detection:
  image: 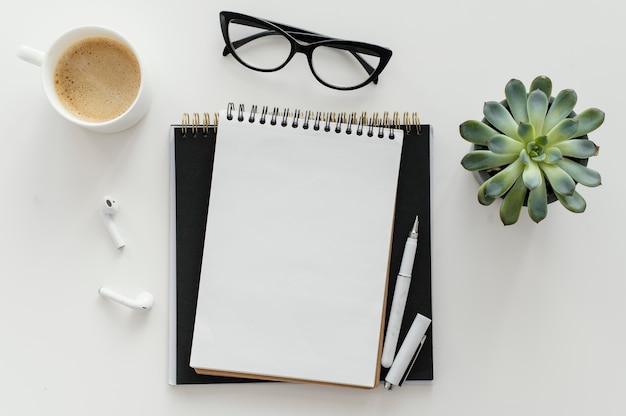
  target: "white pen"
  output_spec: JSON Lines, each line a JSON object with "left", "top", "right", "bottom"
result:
{"left": 381, "top": 215, "right": 419, "bottom": 368}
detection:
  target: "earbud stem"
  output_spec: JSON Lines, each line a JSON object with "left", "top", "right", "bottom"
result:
{"left": 100, "top": 213, "right": 125, "bottom": 248}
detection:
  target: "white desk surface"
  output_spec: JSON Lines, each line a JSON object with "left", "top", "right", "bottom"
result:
{"left": 2, "top": 0, "right": 625, "bottom": 414}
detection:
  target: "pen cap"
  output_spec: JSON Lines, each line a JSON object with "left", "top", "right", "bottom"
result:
{"left": 384, "top": 313, "right": 431, "bottom": 387}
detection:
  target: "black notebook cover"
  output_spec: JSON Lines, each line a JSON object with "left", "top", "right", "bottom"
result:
{"left": 169, "top": 121, "right": 433, "bottom": 385}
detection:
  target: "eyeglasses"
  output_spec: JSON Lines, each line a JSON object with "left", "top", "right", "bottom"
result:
{"left": 219, "top": 11, "right": 393, "bottom": 91}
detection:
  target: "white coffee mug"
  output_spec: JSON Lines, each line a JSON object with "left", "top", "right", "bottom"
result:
{"left": 17, "top": 26, "right": 150, "bottom": 133}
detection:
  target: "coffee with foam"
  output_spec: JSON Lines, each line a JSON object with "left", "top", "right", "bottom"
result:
{"left": 54, "top": 36, "right": 141, "bottom": 123}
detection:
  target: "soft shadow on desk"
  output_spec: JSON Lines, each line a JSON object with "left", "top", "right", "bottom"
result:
{"left": 171, "top": 381, "right": 433, "bottom": 411}
{"left": 97, "top": 297, "right": 153, "bottom": 330}
{"left": 53, "top": 106, "right": 154, "bottom": 167}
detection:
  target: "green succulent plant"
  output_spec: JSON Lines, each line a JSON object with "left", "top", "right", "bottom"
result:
{"left": 460, "top": 76, "right": 605, "bottom": 225}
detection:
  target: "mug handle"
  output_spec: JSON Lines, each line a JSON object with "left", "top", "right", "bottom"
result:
{"left": 17, "top": 45, "right": 45, "bottom": 66}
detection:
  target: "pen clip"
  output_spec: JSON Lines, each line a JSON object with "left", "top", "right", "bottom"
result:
{"left": 398, "top": 335, "right": 427, "bottom": 386}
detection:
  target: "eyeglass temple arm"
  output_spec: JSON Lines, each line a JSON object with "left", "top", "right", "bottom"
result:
{"left": 223, "top": 25, "right": 379, "bottom": 84}
{"left": 222, "top": 31, "right": 272, "bottom": 56}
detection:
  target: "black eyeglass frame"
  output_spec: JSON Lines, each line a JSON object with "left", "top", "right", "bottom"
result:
{"left": 219, "top": 11, "right": 393, "bottom": 91}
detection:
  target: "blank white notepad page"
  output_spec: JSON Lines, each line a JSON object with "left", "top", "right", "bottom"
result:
{"left": 190, "top": 109, "right": 404, "bottom": 388}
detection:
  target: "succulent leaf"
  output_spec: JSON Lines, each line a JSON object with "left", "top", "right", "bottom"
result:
{"left": 500, "top": 177, "right": 527, "bottom": 225}
{"left": 546, "top": 118, "right": 579, "bottom": 145}
{"left": 483, "top": 101, "right": 521, "bottom": 140}
{"left": 460, "top": 120, "right": 499, "bottom": 145}
{"left": 535, "top": 135, "right": 548, "bottom": 146}
{"left": 484, "top": 160, "right": 524, "bottom": 198}
{"left": 573, "top": 108, "right": 605, "bottom": 137}
{"left": 461, "top": 151, "right": 518, "bottom": 171}
{"left": 542, "top": 89, "right": 577, "bottom": 134}
{"left": 527, "top": 89, "right": 549, "bottom": 135}
{"left": 554, "top": 139, "right": 599, "bottom": 158}
{"left": 517, "top": 122, "right": 535, "bottom": 143}
{"left": 540, "top": 163, "right": 576, "bottom": 196}
{"left": 529, "top": 75, "right": 552, "bottom": 98}
{"left": 555, "top": 158, "right": 602, "bottom": 187}
{"left": 527, "top": 177, "right": 548, "bottom": 223}
{"left": 522, "top": 160, "right": 542, "bottom": 190}
{"left": 519, "top": 148, "right": 531, "bottom": 164}
{"left": 532, "top": 153, "right": 546, "bottom": 162}
{"left": 544, "top": 147, "right": 563, "bottom": 164}
{"left": 555, "top": 189, "right": 586, "bottom": 213}
{"left": 487, "top": 134, "right": 525, "bottom": 154}
{"left": 505, "top": 79, "right": 529, "bottom": 123}
{"left": 477, "top": 180, "right": 496, "bottom": 205}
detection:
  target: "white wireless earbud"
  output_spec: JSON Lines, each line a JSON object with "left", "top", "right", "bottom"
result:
{"left": 98, "top": 287, "right": 154, "bottom": 311}
{"left": 100, "top": 195, "right": 125, "bottom": 249}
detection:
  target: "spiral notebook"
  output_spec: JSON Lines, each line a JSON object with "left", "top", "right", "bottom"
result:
{"left": 169, "top": 104, "right": 432, "bottom": 388}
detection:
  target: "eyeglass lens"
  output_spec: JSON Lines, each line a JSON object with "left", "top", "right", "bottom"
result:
{"left": 227, "top": 19, "right": 383, "bottom": 89}
{"left": 228, "top": 19, "right": 293, "bottom": 71}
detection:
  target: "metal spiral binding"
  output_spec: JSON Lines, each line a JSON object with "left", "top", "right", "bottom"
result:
{"left": 292, "top": 109, "right": 301, "bottom": 128}
{"left": 181, "top": 112, "right": 218, "bottom": 136}
{"left": 266, "top": 107, "right": 276, "bottom": 125}
{"left": 303, "top": 110, "right": 311, "bottom": 129}
{"left": 249, "top": 105, "right": 257, "bottom": 123}
{"left": 183, "top": 104, "right": 421, "bottom": 138}
{"left": 313, "top": 112, "right": 322, "bottom": 131}
{"left": 281, "top": 108, "right": 289, "bottom": 127}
